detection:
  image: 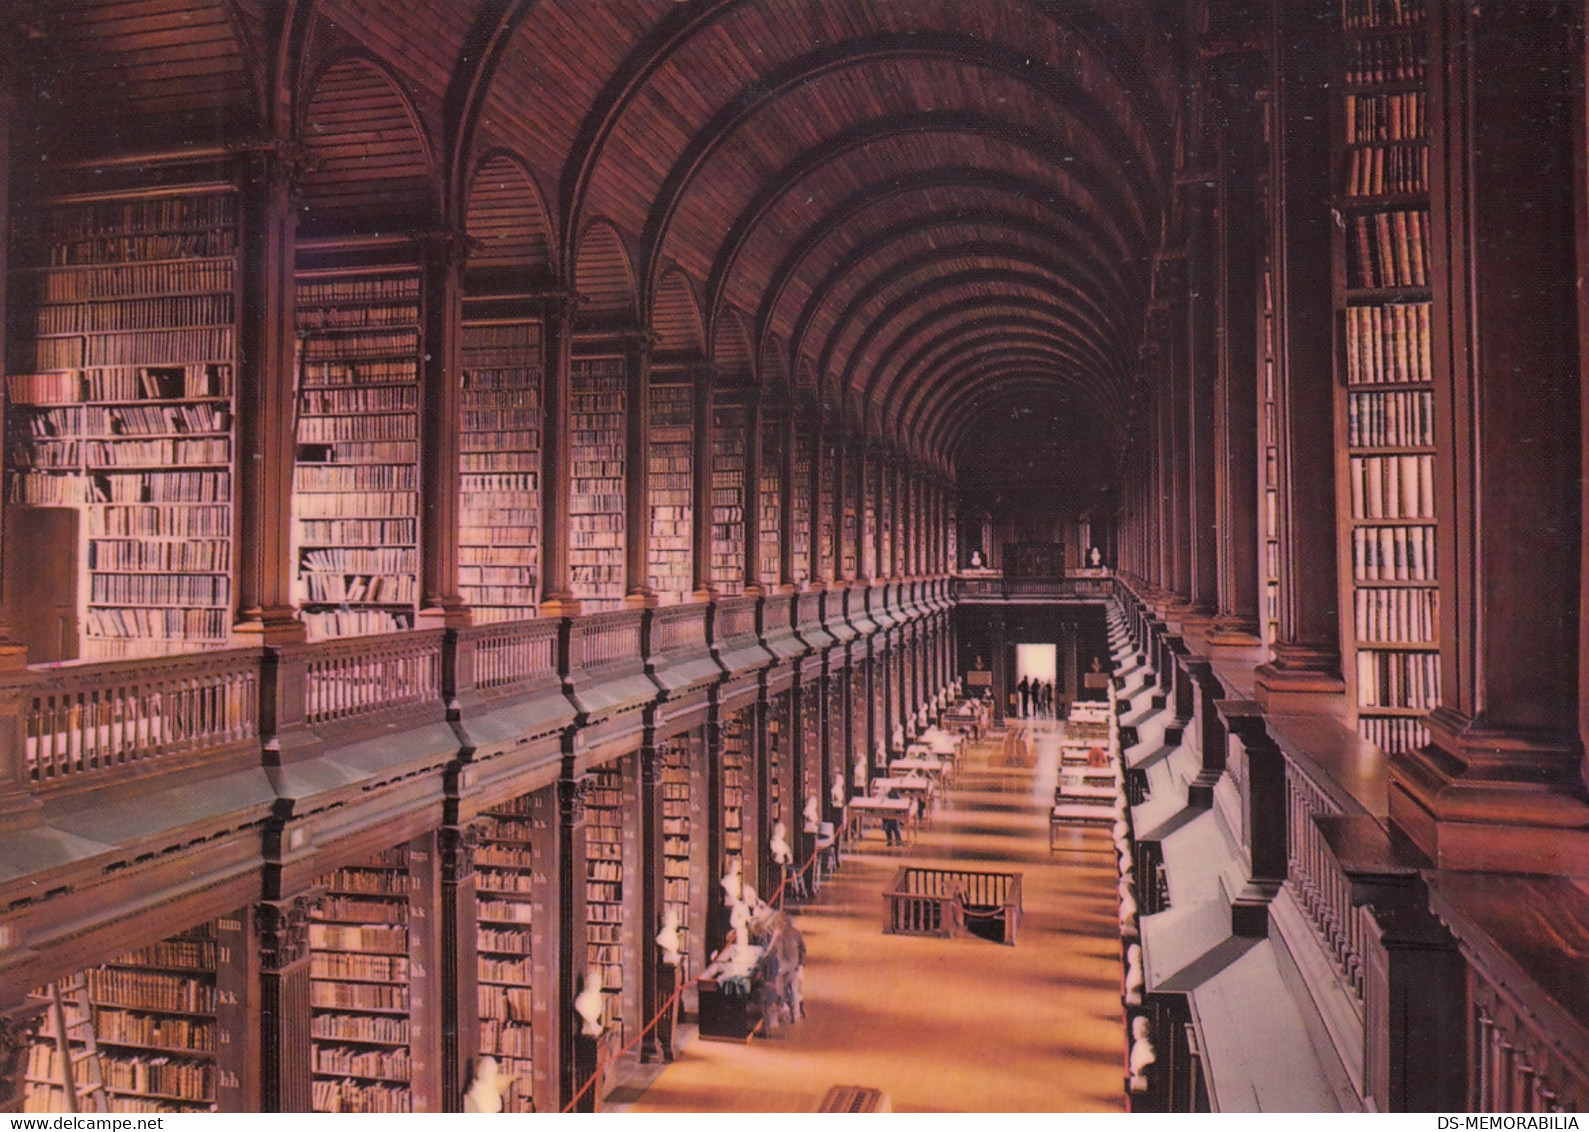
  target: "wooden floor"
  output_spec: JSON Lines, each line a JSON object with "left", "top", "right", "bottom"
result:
{"left": 619, "top": 721, "right": 1127, "bottom": 1113}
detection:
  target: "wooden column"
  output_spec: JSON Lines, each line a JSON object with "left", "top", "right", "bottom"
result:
{"left": 1208, "top": 65, "right": 1265, "bottom": 646}
{"left": 438, "top": 822, "right": 481, "bottom": 1111}
{"left": 691, "top": 366, "right": 716, "bottom": 598}
{"left": 256, "top": 895, "right": 317, "bottom": 1112}
{"left": 419, "top": 231, "right": 469, "bottom": 627}
{"left": 778, "top": 404, "right": 797, "bottom": 588}
{"left": 540, "top": 295, "right": 581, "bottom": 616}
{"left": 1185, "top": 170, "right": 1221, "bottom": 626}
{"left": 233, "top": 146, "right": 303, "bottom": 644}
{"left": 1391, "top": 1, "right": 1589, "bottom": 872}
{"left": 1255, "top": 0, "right": 1345, "bottom": 708}
{"left": 555, "top": 775, "right": 589, "bottom": 1110}
{"left": 742, "top": 390, "right": 764, "bottom": 592}
{"left": 624, "top": 333, "right": 657, "bottom": 607}
{"left": 638, "top": 736, "right": 666, "bottom": 1062}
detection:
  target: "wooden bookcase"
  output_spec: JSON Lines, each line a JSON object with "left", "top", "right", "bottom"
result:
{"left": 720, "top": 709, "right": 749, "bottom": 882}
{"left": 658, "top": 737, "right": 694, "bottom": 959}
{"left": 569, "top": 356, "right": 626, "bottom": 610}
{"left": 766, "top": 697, "right": 787, "bottom": 839}
{"left": 861, "top": 460, "right": 877, "bottom": 581}
{"left": 1261, "top": 212, "right": 1282, "bottom": 655}
{"left": 4, "top": 185, "right": 238, "bottom": 659}
{"left": 758, "top": 417, "right": 782, "bottom": 587}
{"left": 1334, "top": 0, "right": 1437, "bottom": 754}
{"left": 583, "top": 763, "right": 628, "bottom": 1043}
{"left": 293, "top": 268, "right": 422, "bottom": 640}
{"left": 24, "top": 916, "right": 249, "bottom": 1115}
{"left": 475, "top": 794, "right": 539, "bottom": 1112}
{"left": 709, "top": 403, "right": 746, "bottom": 596}
{"left": 791, "top": 431, "right": 813, "bottom": 584}
{"left": 648, "top": 380, "right": 693, "bottom": 604}
{"left": 879, "top": 466, "right": 895, "bottom": 578}
{"left": 459, "top": 319, "right": 542, "bottom": 621}
{"left": 817, "top": 440, "right": 836, "bottom": 581}
{"left": 841, "top": 455, "right": 859, "bottom": 580}
{"left": 309, "top": 842, "right": 436, "bottom": 1113}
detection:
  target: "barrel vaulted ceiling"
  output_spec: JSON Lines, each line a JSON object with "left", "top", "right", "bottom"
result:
{"left": 8, "top": 0, "right": 1180, "bottom": 494}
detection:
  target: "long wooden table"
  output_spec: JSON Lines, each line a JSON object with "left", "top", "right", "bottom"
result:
{"left": 848, "top": 795, "right": 917, "bottom": 843}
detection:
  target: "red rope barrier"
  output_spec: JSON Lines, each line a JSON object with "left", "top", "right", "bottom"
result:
{"left": 560, "top": 844, "right": 824, "bottom": 1113}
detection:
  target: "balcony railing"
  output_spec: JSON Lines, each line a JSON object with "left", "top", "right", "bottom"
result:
{"left": 23, "top": 648, "right": 258, "bottom": 787}
{"left": 303, "top": 629, "right": 444, "bottom": 730}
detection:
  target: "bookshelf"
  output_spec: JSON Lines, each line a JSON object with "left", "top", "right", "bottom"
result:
{"left": 758, "top": 418, "right": 782, "bottom": 587}
{"left": 648, "top": 381, "right": 693, "bottom": 603}
{"left": 801, "top": 690, "right": 823, "bottom": 830}
{"left": 1335, "top": 0, "right": 1437, "bottom": 755}
{"left": 766, "top": 698, "right": 786, "bottom": 840}
{"left": 658, "top": 737, "right": 694, "bottom": 960}
{"left": 4, "top": 186, "right": 238, "bottom": 659}
{"left": 709, "top": 404, "right": 746, "bottom": 596}
{"left": 720, "top": 709, "right": 749, "bottom": 882}
{"left": 817, "top": 441, "right": 836, "bottom": 581}
{"left": 841, "top": 455, "right": 859, "bottom": 580}
{"left": 879, "top": 468, "right": 894, "bottom": 578}
{"left": 1261, "top": 213, "right": 1281, "bottom": 654}
{"left": 861, "top": 461, "right": 877, "bottom": 580}
{"left": 475, "top": 795, "right": 539, "bottom": 1113}
{"left": 583, "top": 763, "right": 628, "bottom": 1042}
{"left": 791, "top": 431, "right": 812, "bottom": 584}
{"left": 309, "top": 846, "right": 418, "bottom": 1113}
{"left": 24, "top": 919, "right": 241, "bottom": 1115}
{"left": 293, "top": 269, "right": 422, "bottom": 640}
{"left": 459, "top": 320, "right": 542, "bottom": 622}
{"left": 570, "top": 357, "right": 627, "bottom": 610}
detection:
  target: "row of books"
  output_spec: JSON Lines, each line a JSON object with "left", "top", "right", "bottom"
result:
{"left": 298, "top": 304, "right": 419, "bottom": 331}
{"left": 310, "top": 953, "right": 408, "bottom": 983}
{"left": 309, "top": 924, "right": 407, "bottom": 954}
{"left": 299, "top": 519, "right": 416, "bottom": 546}
{"left": 1351, "top": 524, "right": 1436, "bottom": 581}
{"left": 299, "top": 360, "right": 419, "bottom": 387}
{"left": 1344, "top": 92, "right": 1424, "bottom": 143}
{"left": 32, "top": 195, "right": 235, "bottom": 241}
{"left": 299, "top": 442, "right": 419, "bottom": 465}
{"left": 1348, "top": 453, "right": 1435, "bottom": 519}
{"left": 34, "top": 259, "right": 234, "bottom": 303}
{"left": 299, "top": 573, "right": 415, "bottom": 605}
{"left": 1358, "top": 715, "right": 1429, "bottom": 756}
{"left": 477, "top": 928, "right": 532, "bottom": 955}
{"left": 91, "top": 538, "right": 229, "bottom": 572}
{"left": 1347, "top": 389, "right": 1433, "bottom": 447}
{"left": 458, "top": 565, "right": 538, "bottom": 584}
{"left": 1343, "top": 33, "right": 1425, "bottom": 86}
{"left": 311, "top": 1080, "right": 411, "bottom": 1113}
{"left": 299, "top": 276, "right": 421, "bottom": 307}
{"left": 102, "top": 1054, "right": 213, "bottom": 1101}
{"left": 89, "top": 504, "right": 230, "bottom": 538}
{"left": 1344, "top": 301, "right": 1431, "bottom": 384}
{"left": 93, "top": 1009, "right": 215, "bottom": 1054}
{"left": 312, "top": 1046, "right": 410, "bottom": 1080}
{"left": 1355, "top": 585, "right": 1438, "bottom": 643}
{"left": 33, "top": 328, "right": 235, "bottom": 370}
{"left": 480, "top": 957, "right": 532, "bottom": 984}
{"left": 32, "top": 294, "right": 234, "bottom": 337}
{"left": 89, "top": 574, "right": 228, "bottom": 606}
{"left": 6, "top": 364, "right": 231, "bottom": 405}
{"left": 1340, "top": 0, "right": 1424, "bottom": 31}
{"left": 297, "top": 415, "right": 417, "bottom": 443}
{"left": 1348, "top": 210, "right": 1429, "bottom": 289}
{"left": 296, "top": 492, "right": 416, "bottom": 518}
{"left": 301, "top": 387, "right": 418, "bottom": 414}
{"left": 571, "top": 509, "right": 624, "bottom": 531}
{"left": 312, "top": 1014, "right": 410, "bottom": 1045}
{"left": 83, "top": 608, "right": 229, "bottom": 641}
{"left": 296, "top": 466, "right": 417, "bottom": 492}
{"left": 1343, "top": 143, "right": 1427, "bottom": 197}
{"left": 86, "top": 970, "right": 215, "bottom": 1013}
{"left": 1356, "top": 648, "right": 1440, "bottom": 709}
{"left": 309, "top": 981, "right": 410, "bottom": 1012}
{"left": 318, "top": 896, "right": 408, "bottom": 925}
{"left": 476, "top": 845, "right": 535, "bottom": 869}
{"left": 302, "top": 331, "right": 420, "bottom": 362}
{"left": 43, "top": 230, "right": 235, "bottom": 268}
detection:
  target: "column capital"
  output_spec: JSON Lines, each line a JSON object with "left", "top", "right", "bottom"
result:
{"left": 255, "top": 893, "right": 321, "bottom": 972}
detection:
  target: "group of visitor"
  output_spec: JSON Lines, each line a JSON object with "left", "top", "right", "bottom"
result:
{"left": 1016, "top": 675, "right": 1056, "bottom": 719}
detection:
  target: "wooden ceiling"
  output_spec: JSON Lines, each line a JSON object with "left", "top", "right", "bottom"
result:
{"left": 6, "top": 0, "right": 1182, "bottom": 490}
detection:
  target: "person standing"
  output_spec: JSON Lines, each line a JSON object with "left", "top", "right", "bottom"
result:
{"left": 1018, "top": 675, "right": 1031, "bottom": 718}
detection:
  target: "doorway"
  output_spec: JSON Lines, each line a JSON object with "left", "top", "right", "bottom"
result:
{"left": 1015, "top": 643, "right": 1057, "bottom": 719}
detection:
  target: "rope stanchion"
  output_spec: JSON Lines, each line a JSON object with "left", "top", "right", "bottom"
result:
{"left": 559, "top": 844, "right": 825, "bottom": 1112}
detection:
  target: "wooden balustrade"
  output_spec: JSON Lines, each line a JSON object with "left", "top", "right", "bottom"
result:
{"left": 465, "top": 619, "right": 559, "bottom": 693}
{"left": 650, "top": 604, "right": 708, "bottom": 655}
{"left": 23, "top": 649, "right": 259, "bottom": 786}
{"left": 1469, "top": 965, "right": 1588, "bottom": 1112}
{"left": 303, "top": 630, "right": 443, "bottom": 729}
{"left": 1285, "top": 762, "right": 1365, "bottom": 1009}
{"left": 570, "top": 610, "right": 642, "bottom": 671}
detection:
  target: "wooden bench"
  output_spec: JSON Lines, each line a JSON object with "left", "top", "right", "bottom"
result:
{"left": 883, "top": 866, "right": 1023, "bottom": 945}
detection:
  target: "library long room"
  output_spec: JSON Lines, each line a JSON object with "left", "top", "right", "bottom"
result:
{"left": 0, "top": 0, "right": 1586, "bottom": 1116}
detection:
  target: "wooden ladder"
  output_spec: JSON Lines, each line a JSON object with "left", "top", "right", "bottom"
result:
{"left": 28, "top": 977, "right": 109, "bottom": 1113}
